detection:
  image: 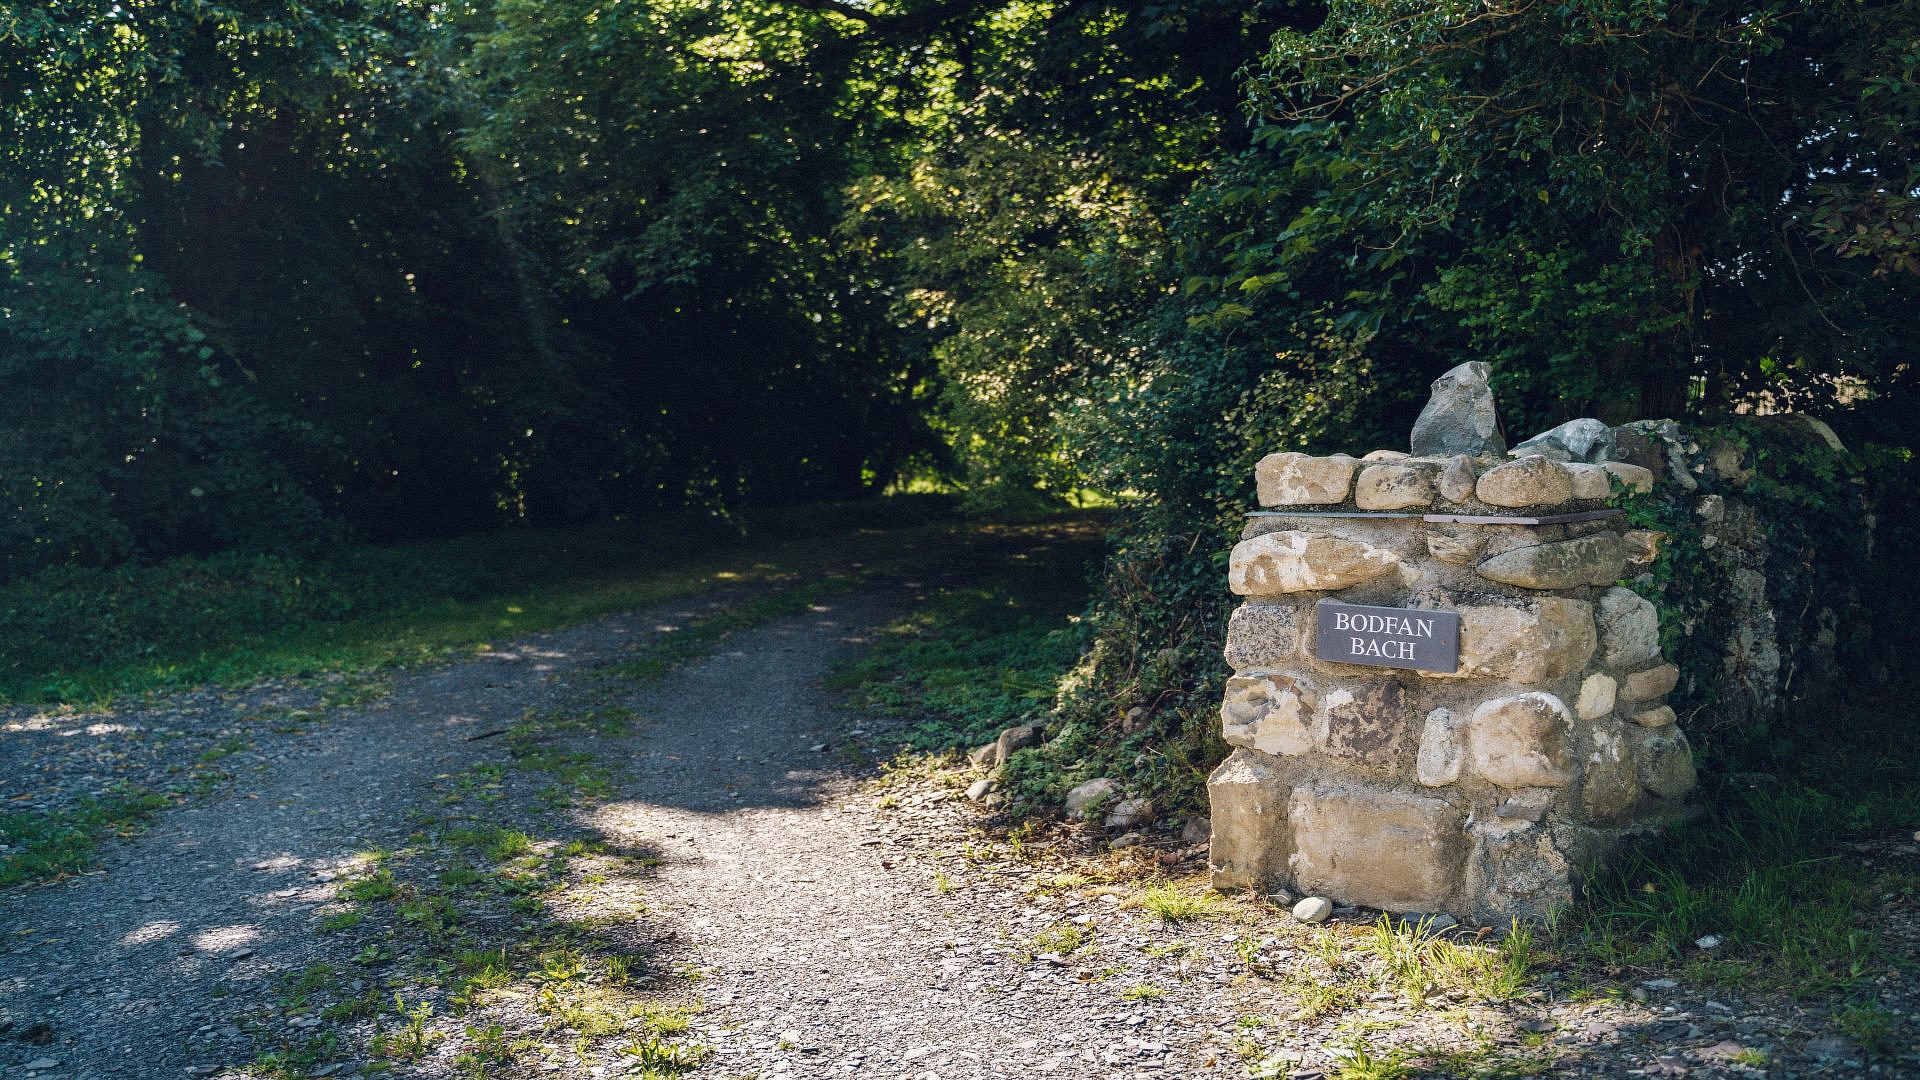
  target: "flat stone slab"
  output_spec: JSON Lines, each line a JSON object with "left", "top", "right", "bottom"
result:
{"left": 1288, "top": 784, "right": 1463, "bottom": 912}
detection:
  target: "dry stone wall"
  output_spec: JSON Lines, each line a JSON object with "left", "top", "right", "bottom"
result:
{"left": 1208, "top": 422, "right": 1692, "bottom": 924}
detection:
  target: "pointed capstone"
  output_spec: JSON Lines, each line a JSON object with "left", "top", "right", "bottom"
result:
{"left": 1512, "top": 418, "right": 1614, "bottom": 463}
{"left": 1410, "top": 361, "right": 1506, "bottom": 457}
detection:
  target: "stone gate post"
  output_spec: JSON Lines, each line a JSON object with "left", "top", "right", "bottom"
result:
{"left": 1207, "top": 363, "right": 1694, "bottom": 924}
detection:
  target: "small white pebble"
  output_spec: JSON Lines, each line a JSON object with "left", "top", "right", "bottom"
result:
{"left": 1292, "top": 896, "right": 1333, "bottom": 924}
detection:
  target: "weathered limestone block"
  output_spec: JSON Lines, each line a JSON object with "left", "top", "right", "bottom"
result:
{"left": 1512, "top": 418, "right": 1614, "bottom": 463}
{"left": 1476, "top": 456, "right": 1575, "bottom": 508}
{"left": 1491, "top": 788, "right": 1554, "bottom": 822}
{"left": 1355, "top": 462, "right": 1438, "bottom": 510}
{"left": 1221, "top": 674, "right": 1315, "bottom": 756}
{"left": 1475, "top": 532, "right": 1627, "bottom": 590}
{"left": 1575, "top": 673, "right": 1617, "bottom": 720}
{"left": 1464, "top": 820, "right": 1575, "bottom": 925}
{"left": 1582, "top": 720, "right": 1639, "bottom": 820}
{"left": 1619, "top": 663, "right": 1679, "bottom": 702}
{"left": 1630, "top": 705, "right": 1676, "bottom": 728}
{"left": 1416, "top": 708, "right": 1465, "bottom": 786}
{"left": 1315, "top": 682, "right": 1409, "bottom": 768}
{"left": 1601, "top": 461, "right": 1655, "bottom": 493}
{"left": 1597, "top": 587, "right": 1660, "bottom": 668}
{"left": 1565, "top": 463, "right": 1613, "bottom": 500}
{"left": 1622, "top": 529, "right": 1665, "bottom": 566}
{"left": 1468, "top": 692, "right": 1573, "bottom": 788}
{"left": 1436, "top": 455, "right": 1477, "bottom": 503}
{"left": 1362, "top": 449, "right": 1409, "bottom": 461}
{"left": 1288, "top": 785, "right": 1464, "bottom": 912}
{"left": 1426, "top": 597, "right": 1595, "bottom": 682}
{"left": 1256, "top": 452, "right": 1359, "bottom": 506}
{"left": 1637, "top": 727, "right": 1697, "bottom": 799}
{"left": 1411, "top": 361, "right": 1506, "bottom": 457}
{"left": 1224, "top": 602, "right": 1307, "bottom": 669}
{"left": 1425, "top": 530, "right": 1484, "bottom": 565}
{"left": 1207, "top": 751, "right": 1293, "bottom": 892}
{"left": 1229, "top": 531, "right": 1399, "bottom": 596}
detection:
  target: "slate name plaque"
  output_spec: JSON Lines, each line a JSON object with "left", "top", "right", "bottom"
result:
{"left": 1315, "top": 601, "right": 1460, "bottom": 673}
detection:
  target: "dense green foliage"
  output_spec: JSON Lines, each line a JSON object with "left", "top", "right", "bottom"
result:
{"left": 6, "top": 1, "right": 1917, "bottom": 787}
{"left": 1019, "top": 0, "right": 1920, "bottom": 823}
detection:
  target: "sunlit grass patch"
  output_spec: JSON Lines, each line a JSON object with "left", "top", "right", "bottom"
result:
{"left": 1130, "top": 880, "right": 1232, "bottom": 924}
{"left": 1363, "top": 916, "right": 1536, "bottom": 1005}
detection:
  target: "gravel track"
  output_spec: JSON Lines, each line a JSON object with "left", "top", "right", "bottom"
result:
{"left": 2, "top": 543, "right": 1910, "bottom": 1080}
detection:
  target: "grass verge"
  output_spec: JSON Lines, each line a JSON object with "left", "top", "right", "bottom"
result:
{"left": 1563, "top": 698, "right": 1920, "bottom": 996}
{"left": 0, "top": 497, "right": 959, "bottom": 706}
{"left": 824, "top": 518, "right": 1104, "bottom": 753}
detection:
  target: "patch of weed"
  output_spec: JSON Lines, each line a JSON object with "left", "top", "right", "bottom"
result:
{"left": 1131, "top": 881, "right": 1230, "bottom": 924}
{"left": 0, "top": 787, "right": 172, "bottom": 887}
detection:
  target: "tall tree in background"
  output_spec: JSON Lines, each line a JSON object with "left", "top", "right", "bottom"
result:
{"left": 846, "top": 0, "right": 1310, "bottom": 503}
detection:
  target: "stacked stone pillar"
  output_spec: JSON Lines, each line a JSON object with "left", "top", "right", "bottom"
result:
{"left": 1207, "top": 442, "right": 1696, "bottom": 924}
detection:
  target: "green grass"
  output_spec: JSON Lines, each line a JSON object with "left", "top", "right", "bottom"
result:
{"left": 1565, "top": 692, "right": 1920, "bottom": 995}
{"left": 824, "top": 518, "right": 1105, "bottom": 752}
{"left": 0, "top": 497, "right": 961, "bottom": 706}
{"left": 293, "top": 718, "right": 711, "bottom": 1078}
{"left": 1365, "top": 916, "right": 1536, "bottom": 1005}
{"left": 0, "top": 787, "right": 173, "bottom": 887}
{"left": 1029, "top": 921, "right": 1089, "bottom": 957}
{"left": 1131, "top": 881, "right": 1231, "bottom": 924}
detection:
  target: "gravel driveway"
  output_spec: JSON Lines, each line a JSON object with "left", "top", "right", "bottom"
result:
{"left": 2, "top": 554, "right": 1907, "bottom": 1079}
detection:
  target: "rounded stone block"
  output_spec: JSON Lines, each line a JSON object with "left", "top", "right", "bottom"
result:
{"left": 1468, "top": 692, "right": 1573, "bottom": 788}
{"left": 1224, "top": 602, "right": 1307, "bottom": 670}
{"left": 1575, "top": 673, "right": 1617, "bottom": 719}
{"left": 1287, "top": 785, "right": 1464, "bottom": 913}
{"left": 1581, "top": 720, "right": 1639, "bottom": 820}
{"left": 1601, "top": 461, "right": 1655, "bottom": 493}
{"left": 1221, "top": 673, "right": 1315, "bottom": 756}
{"left": 1229, "top": 531, "right": 1399, "bottom": 596}
{"left": 1207, "top": 750, "right": 1294, "bottom": 893}
{"left": 1636, "top": 727, "right": 1697, "bottom": 799}
{"left": 1619, "top": 663, "right": 1680, "bottom": 702}
{"left": 1623, "top": 529, "right": 1665, "bottom": 566}
{"left": 1597, "top": 587, "right": 1661, "bottom": 668}
{"left": 1475, "top": 456, "right": 1575, "bottom": 508}
{"left": 1426, "top": 530, "right": 1485, "bottom": 564}
{"left": 1475, "top": 532, "right": 1627, "bottom": 590}
{"left": 1354, "top": 462, "right": 1438, "bottom": 510}
{"left": 1421, "top": 597, "right": 1596, "bottom": 682}
{"left": 1437, "top": 455, "right": 1477, "bottom": 503}
{"left": 1564, "top": 462, "right": 1613, "bottom": 500}
{"left": 1416, "top": 708, "right": 1465, "bottom": 787}
{"left": 1256, "top": 452, "right": 1359, "bottom": 507}
{"left": 1630, "top": 704, "right": 1676, "bottom": 728}
{"left": 1464, "top": 819, "right": 1575, "bottom": 925}
{"left": 1314, "top": 682, "right": 1410, "bottom": 768}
